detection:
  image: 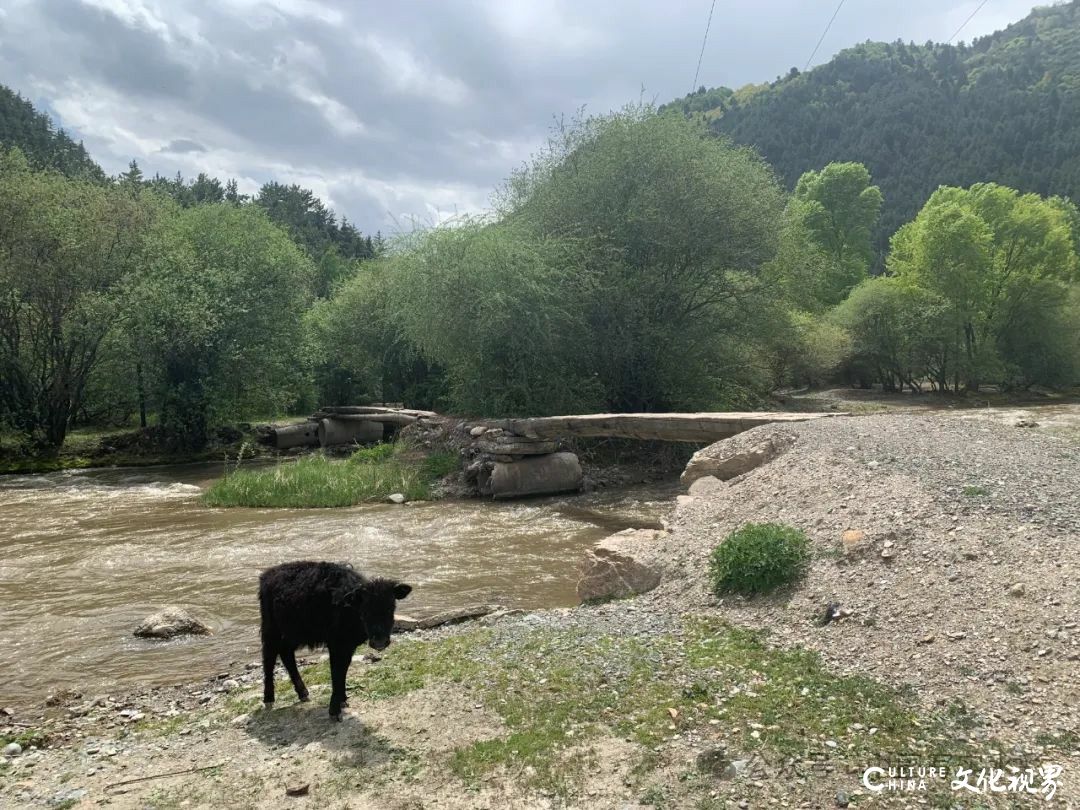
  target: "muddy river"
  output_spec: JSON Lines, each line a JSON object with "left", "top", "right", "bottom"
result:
{"left": 0, "top": 464, "right": 675, "bottom": 709}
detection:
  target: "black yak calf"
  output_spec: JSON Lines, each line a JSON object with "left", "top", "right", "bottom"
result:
{"left": 259, "top": 561, "right": 412, "bottom": 720}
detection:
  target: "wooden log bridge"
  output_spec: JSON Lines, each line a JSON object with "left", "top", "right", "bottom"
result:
{"left": 491, "top": 411, "right": 841, "bottom": 443}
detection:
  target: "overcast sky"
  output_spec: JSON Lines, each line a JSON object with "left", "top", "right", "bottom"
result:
{"left": 0, "top": 0, "right": 1044, "bottom": 234}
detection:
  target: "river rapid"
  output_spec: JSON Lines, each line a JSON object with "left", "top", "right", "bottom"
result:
{"left": 0, "top": 463, "right": 675, "bottom": 709}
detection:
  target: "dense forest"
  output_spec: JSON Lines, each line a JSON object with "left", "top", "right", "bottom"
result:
{"left": 0, "top": 85, "right": 105, "bottom": 182}
{"left": 665, "top": 0, "right": 1080, "bottom": 259}
{"left": 2, "top": 1, "right": 1079, "bottom": 460}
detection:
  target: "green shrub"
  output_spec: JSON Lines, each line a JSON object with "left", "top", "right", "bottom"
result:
{"left": 709, "top": 522, "right": 810, "bottom": 596}
{"left": 349, "top": 442, "right": 396, "bottom": 464}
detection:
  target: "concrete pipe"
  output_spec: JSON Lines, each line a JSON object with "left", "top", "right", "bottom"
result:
{"left": 317, "top": 418, "right": 385, "bottom": 447}
{"left": 484, "top": 452, "right": 583, "bottom": 499}
{"left": 272, "top": 422, "right": 320, "bottom": 450}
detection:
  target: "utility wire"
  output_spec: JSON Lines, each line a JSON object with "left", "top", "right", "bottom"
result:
{"left": 948, "top": 0, "right": 991, "bottom": 43}
{"left": 691, "top": 0, "right": 718, "bottom": 93}
{"left": 804, "top": 0, "right": 847, "bottom": 71}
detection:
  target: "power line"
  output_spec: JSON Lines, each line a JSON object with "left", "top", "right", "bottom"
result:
{"left": 804, "top": 0, "right": 847, "bottom": 71}
{"left": 948, "top": 0, "right": 991, "bottom": 43}
{"left": 691, "top": 0, "right": 718, "bottom": 93}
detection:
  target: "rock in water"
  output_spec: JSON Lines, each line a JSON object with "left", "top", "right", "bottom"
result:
{"left": 577, "top": 529, "right": 666, "bottom": 603}
{"left": 134, "top": 606, "right": 212, "bottom": 639}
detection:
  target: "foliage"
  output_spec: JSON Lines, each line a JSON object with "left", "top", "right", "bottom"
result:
{"left": 666, "top": 1, "right": 1080, "bottom": 260}
{"left": 0, "top": 86, "right": 104, "bottom": 182}
{"left": 887, "top": 183, "right": 1078, "bottom": 390}
{"left": 203, "top": 442, "right": 458, "bottom": 508}
{"left": 790, "top": 162, "right": 883, "bottom": 305}
{"left": 128, "top": 204, "right": 314, "bottom": 449}
{"left": 774, "top": 310, "right": 853, "bottom": 388}
{"left": 306, "top": 259, "right": 445, "bottom": 409}
{"left": 0, "top": 150, "right": 157, "bottom": 448}
{"left": 495, "top": 106, "right": 785, "bottom": 412}
{"left": 709, "top": 523, "right": 810, "bottom": 596}
{"left": 384, "top": 220, "right": 602, "bottom": 416}
{"left": 832, "top": 277, "right": 951, "bottom": 392}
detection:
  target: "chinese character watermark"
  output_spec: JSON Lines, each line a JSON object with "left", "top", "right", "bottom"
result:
{"left": 860, "top": 763, "right": 1062, "bottom": 801}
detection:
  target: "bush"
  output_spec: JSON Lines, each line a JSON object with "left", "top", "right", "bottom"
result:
{"left": 709, "top": 522, "right": 810, "bottom": 596}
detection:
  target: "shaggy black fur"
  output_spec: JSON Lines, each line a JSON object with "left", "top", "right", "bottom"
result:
{"left": 259, "top": 560, "right": 412, "bottom": 720}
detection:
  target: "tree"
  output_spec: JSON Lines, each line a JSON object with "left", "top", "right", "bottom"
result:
{"left": 307, "top": 258, "right": 444, "bottom": 409}
{"left": 791, "top": 162, "right": 883, "bottom": 305}
{"left": 888, "top": 183, "right": 1078, "bottom": 390}
{"left": 497, "top": 106, "right": 785, "bottom": 411}
{"left": 383, "top": 222, "right": 599, "bottom": 415}
{"left": 128, "top": 204, "right": 314, "bottom": 449}
{"left": 0, "top": 84, "right": 106, "bottom": 182}
{"left": 665, "top": 2, "right": 1080, "bottom": 261}
{"left": 0, "top": 149, "right": 156, "bottom": 447}
{"left": 832, "top": 277, "right": 951, "bottom": 392}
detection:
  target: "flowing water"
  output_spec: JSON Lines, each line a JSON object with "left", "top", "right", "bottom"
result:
{"left": 0, "top": 463, "right": 676, "bottom": 709}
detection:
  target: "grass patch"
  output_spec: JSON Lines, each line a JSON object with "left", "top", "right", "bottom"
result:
{"left": 327, "top": 617, "right": 999, "bottom": 796}
{"left": 1, "top": 727, "right": 47, "bottom": 749}
{"left": 962, "top": 485, "right": 990, "bottom": 497}
{"left": 202, "top": 443, "right": 459, "bottom": 508}
{"left": 709, "top": 522, "right": 810, "bottom": 596}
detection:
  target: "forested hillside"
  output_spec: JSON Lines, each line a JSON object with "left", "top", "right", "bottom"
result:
{"left": 666, "top": 0, "right": 1080, "bottom": 256}
{"left": 0, "top": 85, "right": 105, "bottom": 182}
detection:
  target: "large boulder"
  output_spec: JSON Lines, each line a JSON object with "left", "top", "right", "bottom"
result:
{"left": 134, "top": 606, "right": 212, "bottom": 639}
{"left": 576, "top": 528, "right": 666, "bottom": 603}
{"left": 681, "top": 429, "right": 796, "bottom": 486}
{"left": 479, "top": 452, "right": 583, "bottom": 499}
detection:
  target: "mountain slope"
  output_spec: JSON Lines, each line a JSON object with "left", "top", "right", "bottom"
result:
{"left": 667, "top": 1, "right": 1080, "bottom": 254}
{"left": 0, "top": 84, "right": 105, "bottom": 182}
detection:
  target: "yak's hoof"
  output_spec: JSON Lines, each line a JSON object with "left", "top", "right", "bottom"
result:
{"left": 298, "top": 693, "right": 310, "bottom": 703}
{"left": 262, "top": 700, "right": 274, "bottom": 710}
{"left": 340, "top": 698, "right": 349, "bottom": 707}
{"left": 329, "top": 712, "right": 343, "bottom": 722}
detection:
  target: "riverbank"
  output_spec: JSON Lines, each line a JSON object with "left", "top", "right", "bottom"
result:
{"left": 3, "top": 412, "right": 1076, "bottom": 807}
{"left": 0, "top": 421, "right": 297, "bottom": 475}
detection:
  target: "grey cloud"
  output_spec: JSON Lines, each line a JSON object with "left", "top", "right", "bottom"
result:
{"left": 0, "top": 0, "right": 1042, "bottom": 232}
{"left": 160, "top": 138, "right": 207, "bottom": 153}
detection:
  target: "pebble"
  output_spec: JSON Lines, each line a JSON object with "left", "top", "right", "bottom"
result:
{"left": 1008, "top": 582, "right": 1026, "bottom": 597}
{"left": 3, "top": 742, "right": 22, "bottom": 757}
{"left": 388, "top": 493, "right": 406, "bottom": 504}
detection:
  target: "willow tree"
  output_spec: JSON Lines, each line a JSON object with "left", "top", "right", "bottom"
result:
{"left": 497, "top": 106, "right": 786, "bottom": 410}
{"left": 887, "top": 183, "right": 1079, "bottom": 390}
{"left": 0, "top": 150, "right": 156, "bottom": 448}
{"left": 382, "top": 221, "right": 601, "bottom": 416}
{"left": 129, "top": 204, "right": 314, "bottom": 449}
{"left": 790, "top": 162, "right": 883, "bottom": 306}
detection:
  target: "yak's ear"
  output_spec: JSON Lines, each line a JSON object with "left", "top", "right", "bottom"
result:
{"left": 393, "top": 583, "right": 412, "bottom": 600}
{"left": 332, "top": 585, "right": 362, "bottom": 607}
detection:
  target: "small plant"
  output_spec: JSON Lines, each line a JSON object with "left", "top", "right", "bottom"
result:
{"left": 349, "top": 442, "right": 396, "bottom": 464}
{"left": 709, "top": 522, "right": 810, "bottom": 596}
{"left": 962, "top": 485, "right": 989, "bottom": 497}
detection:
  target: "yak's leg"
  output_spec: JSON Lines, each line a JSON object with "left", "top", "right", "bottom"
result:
{"left": 327, "top": 643, "right": 355, "bottom": 720}
{"left": 279, "top": 648, "right": 309, "bottom": 702}
{"left": 261, "top": 641, "right": 278, "bottom": 706}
